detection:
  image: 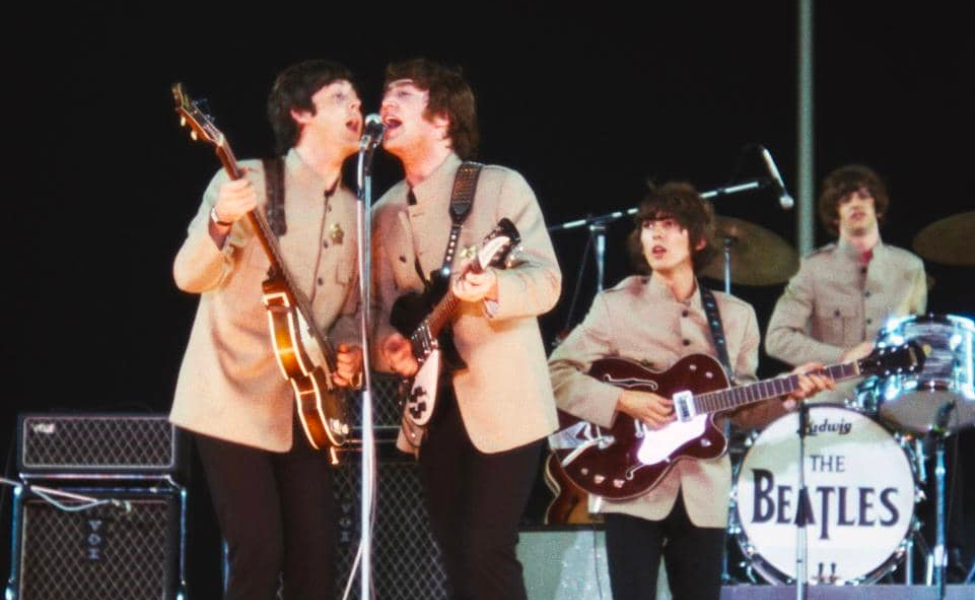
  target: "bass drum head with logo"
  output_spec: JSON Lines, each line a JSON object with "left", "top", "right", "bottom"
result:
{"left": 734, "top": 406, "right": 916, "bottom": 585}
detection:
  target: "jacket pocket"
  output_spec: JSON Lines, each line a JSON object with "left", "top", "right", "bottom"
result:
{"left": 814, "top": 304, "right": 861, "bottom": 347}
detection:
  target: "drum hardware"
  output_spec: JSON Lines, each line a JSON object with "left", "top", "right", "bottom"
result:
{"left": 929, "top": 401, "right": 960, "bottom": 600}
{"left": 872, "top": 314, "right": 975, "bottom": 434}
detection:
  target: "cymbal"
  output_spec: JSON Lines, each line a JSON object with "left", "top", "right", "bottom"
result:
{"left": 700, "top": 216, "right": 798, "bottom": 286}
{"left": 913, "top": 211, "right": 975, "bottom": 267}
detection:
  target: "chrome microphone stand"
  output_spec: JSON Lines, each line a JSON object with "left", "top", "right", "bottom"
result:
{"left": 353, "top": 119, "right": 382, "bottom": 600}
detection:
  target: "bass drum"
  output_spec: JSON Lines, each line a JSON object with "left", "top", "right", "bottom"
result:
{"left": 733, "top": 406, "right": 918, "bottom": 585}
{"left": 872, "top": 314, "right": 975, "bottom": 433}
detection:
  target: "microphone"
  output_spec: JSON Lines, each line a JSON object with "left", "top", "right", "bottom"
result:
{"left": 760, "top": 146, "right": 795, "bottom": 210}
{"left": 359, "top": 113, "right": 385, "bottom": 151}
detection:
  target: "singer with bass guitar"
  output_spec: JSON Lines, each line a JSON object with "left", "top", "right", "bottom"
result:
{"left": 170, "top": 60, "right": 364, "bottom": 600}
{"left": 548, "top": 183, "right": 832, "bottom": 600}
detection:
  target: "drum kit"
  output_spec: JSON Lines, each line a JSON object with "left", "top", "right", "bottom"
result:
{"left": 719, "top": 210, "right": 975, "bottom": 589}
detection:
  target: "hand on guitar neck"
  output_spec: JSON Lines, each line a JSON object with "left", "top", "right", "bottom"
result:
{"left": 208, "top": 177, "right": 258, "bottom": 245}
{"left": 451, "top": 257, "right": 499, "bottom": 304}
{"left": 781, "top": 361, "right": 836, "bottom": 411}
{"left": 381, "top": 251, "right": 503, "bottom": 378}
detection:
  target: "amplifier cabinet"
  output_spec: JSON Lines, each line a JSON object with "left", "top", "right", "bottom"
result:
{"left": 6, "top": 486, "right": 186, "bottom": 600}
{"left": 18, "top": 413, "right": 185, "bottom": 477}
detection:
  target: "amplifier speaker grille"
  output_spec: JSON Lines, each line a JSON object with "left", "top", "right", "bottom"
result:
{"left": 18, "top": 414, "right": 182, "bottom": 475}
{"left": 333, "top": 453, "right": 448, "bottom": 599}
{"left": 9, "top": 489, "right": 181, "bottom": 600}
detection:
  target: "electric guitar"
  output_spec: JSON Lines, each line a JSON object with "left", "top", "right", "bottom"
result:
{"left": 549, "top": 342, "right": 924, "bottom": 500}
{"left": 173, "top": 83, "right": 350, "bottom": 458}
{"left": 390, "top": 219, "right": 521, "bottom": 444}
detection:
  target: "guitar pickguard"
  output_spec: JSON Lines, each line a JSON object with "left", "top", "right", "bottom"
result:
{"left": 407, "top": 350, "right": 442, "bottom": 426}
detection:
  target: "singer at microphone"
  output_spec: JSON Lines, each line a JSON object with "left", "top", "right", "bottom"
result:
{"left": 760, "top": 146, "right": 795, "bottom": 210}
{"left": 170, "top": 59, "right": 365, "bottom": 600}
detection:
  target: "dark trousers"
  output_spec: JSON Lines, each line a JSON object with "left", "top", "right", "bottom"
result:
{"left": 419, "top": 388, "right": 544, "bottom": 600}
{"left": 604, "top": 492, "right": 726, "bottom": 600}
{"left": 194, "top": 423, "right": 336, "bottom": 600}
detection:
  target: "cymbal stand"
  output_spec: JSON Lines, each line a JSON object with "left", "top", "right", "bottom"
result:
{"left": 930, "top": 401, "right": 956, "bottom": 600}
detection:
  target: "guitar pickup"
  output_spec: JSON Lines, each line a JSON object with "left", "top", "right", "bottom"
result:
{"left": 673, "top": 390, "right": 695, "bottom": 421}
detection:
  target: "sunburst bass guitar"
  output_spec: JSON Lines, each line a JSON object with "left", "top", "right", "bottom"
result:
{"left": 173, "top": 83, "right": 350, "bottom": 460}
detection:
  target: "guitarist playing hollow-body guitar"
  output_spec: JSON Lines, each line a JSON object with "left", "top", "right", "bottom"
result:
{"left": 548, "top": 183, "right": 833, "bottom": 600}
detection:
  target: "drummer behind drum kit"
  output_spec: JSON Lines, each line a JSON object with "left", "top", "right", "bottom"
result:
{"left": 727, "top": 210, "right": 975, "bottom": 586}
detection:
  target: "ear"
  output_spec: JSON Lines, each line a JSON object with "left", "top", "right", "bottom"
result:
{"left": 694, "top": 237, "right": 707, "bottom": 252}
{"left": 290, "top": 107, "right": 314, "bottom": 126}
{"left": 429, "top": 111, "right": 450, "bottom": 134}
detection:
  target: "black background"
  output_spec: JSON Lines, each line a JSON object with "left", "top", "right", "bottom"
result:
{"left": 3, "top": 3, "right": 973, "bottom": 595}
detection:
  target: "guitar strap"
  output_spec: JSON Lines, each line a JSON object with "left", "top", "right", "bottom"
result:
{"left": 413, "top": 161, "right": 485, "bottom": 285}
{"left": 698, "top": 282, "right": 736, "bottom": 385}
{"left": 263, "top": 157, "right": 287, "bottom": 237}
{"left": 402, "top": 162, "right": 484, "bottom": 452}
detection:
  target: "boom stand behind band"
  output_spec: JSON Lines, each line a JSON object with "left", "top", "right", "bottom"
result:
{"left": 354, "top": 140, "right": 380, "bottom": 600}
{"left": 547, "top": 177, "right": 772, "bottom": 334}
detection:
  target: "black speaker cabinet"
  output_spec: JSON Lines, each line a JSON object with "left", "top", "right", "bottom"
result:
{"left": 333, "top": 449, "right": 448, "bottom": 599}
{"left": 6, "top": 487, "right": 185, "bottom": 600}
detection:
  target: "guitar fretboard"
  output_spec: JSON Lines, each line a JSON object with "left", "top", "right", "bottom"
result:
{"left": 693, "top": 362, "right": 860, "bottom": 414}
{"left": 220, "top": 148, "right": 338, "bottom": 373}
{"left": 427, "top": 292, "right": 461, "bottom": 339}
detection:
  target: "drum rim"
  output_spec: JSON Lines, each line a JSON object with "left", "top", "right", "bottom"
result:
{"left": 730, "top": 405, "right": 920, "bottom": 585}
{"left": 879, "top": 312, "right": 975, "bottom": 336}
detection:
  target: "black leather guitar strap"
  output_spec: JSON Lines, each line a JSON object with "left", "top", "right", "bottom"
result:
{"left": 413, "top": 161, "right": 484, "bottom": 285}
{"left": 699, "top": 282, "right": 736, "bottom": 385}
{"left": 263, "top": 157, "right": 287, "bottom": 237}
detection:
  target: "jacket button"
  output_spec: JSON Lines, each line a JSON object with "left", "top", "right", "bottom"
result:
{"left": 682, "top": 310, "right": 689, "bottom": 318}
{"left": 683, "top": 339, "right": 691, "bottom": 346}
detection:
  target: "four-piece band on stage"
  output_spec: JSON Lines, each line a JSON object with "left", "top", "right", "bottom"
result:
{"left": 158, "top": 58, "right": 974, "bottom": 600}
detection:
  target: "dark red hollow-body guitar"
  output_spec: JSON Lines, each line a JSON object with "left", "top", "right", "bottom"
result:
{"left": 549, "top": 343, "right": 923, "bottom": 501}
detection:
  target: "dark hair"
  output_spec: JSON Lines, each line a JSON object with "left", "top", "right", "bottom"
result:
{"left": 267, "top": 59, "right": 356, "bottom": 154}
{"left": 817, "top": 164, "right": 889, "bottom": 235}
{"left": 626, "top": 182, "right": 717, "bottom": 274}
{"left": 384, "top": 58, "right": 479, "bottom": 159}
